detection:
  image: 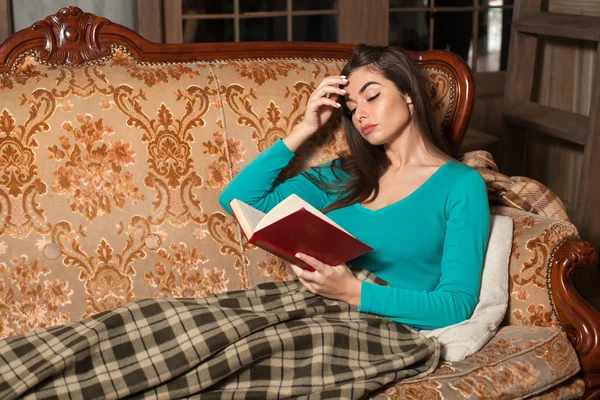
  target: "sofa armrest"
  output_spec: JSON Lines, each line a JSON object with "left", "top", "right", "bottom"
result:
{"left": 550, "top": 237, "right": 600, "bottom": 399}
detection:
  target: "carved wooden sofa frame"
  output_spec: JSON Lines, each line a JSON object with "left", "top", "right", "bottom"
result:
{"left": 0, "top": 6, "right": 599, "bottom": 399}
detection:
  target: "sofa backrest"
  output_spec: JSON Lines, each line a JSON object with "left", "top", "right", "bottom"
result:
{"left": 0, "top": 6, "right": 567, "bottom": 339}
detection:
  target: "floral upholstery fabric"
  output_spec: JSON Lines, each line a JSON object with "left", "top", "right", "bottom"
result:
{"left": 0, "top": 46, "right": 582, "bottom": 399}
{"left": 490, "top": 206, "right": 578, "bottom": 328}
{"left": 532, "top": 376, "right": 585, "bottom": 400}
{"left": 369, "top": 326, "right": 582, "bottom": 399}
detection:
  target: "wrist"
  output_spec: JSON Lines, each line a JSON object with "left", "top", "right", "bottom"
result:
{"left": 346, "top": 278, "right": 362, "bottom": 306}
{"left": 283, "top": 123, "right": 315, "bottom": 152}
{"left": 291, "top": 121, "right": 317, "bottom": 137}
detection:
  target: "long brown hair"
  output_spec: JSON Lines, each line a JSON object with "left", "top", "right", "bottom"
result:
{"left": 304, "top": 44, "right": 453, "bottom": 213}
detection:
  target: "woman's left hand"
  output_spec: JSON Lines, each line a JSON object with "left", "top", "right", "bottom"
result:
{"left": 290, "top": 253, "right": 362, "bottom": 305}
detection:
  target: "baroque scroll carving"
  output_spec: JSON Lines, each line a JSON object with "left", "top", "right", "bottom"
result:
{"left": 32, "top": 7, "right": 111, "bottom": 66}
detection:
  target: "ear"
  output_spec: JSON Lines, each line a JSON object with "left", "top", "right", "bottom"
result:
{"left": 406, "top": 96, "right": 414, "bottom": 118}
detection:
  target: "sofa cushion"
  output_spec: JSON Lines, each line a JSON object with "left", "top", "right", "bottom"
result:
{"left": 533, "top": 376, "right": 586, "bottom": 400}
{"left": 0, "top": 50, "right": 242, "bottom": 337}
{"left": 420, "top": 215, "right": 512, "bottom": 361}
{"left": 490, "top": 206, "right": 579, "bottom": 328}
{"left": 370, "top": 326, "right": 581, "bottom": 399}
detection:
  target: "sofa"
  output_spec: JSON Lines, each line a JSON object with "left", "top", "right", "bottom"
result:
{"left": 0, "top": 6, "right": 599, "bottom": 399}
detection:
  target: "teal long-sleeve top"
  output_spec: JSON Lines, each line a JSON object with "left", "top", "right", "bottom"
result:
{"left": 219, "top": 139, "right": 490, "bottom": 330}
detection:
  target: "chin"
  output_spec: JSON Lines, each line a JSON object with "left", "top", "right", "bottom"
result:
{"left": 362, "top": 133, "right": 387, "bottom": 146}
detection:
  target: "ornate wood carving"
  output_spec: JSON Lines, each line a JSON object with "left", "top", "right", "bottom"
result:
{"left": 412, "top": 50, "right": 474, "bottom": 155}
{"left": 32, "top": 6, "right": 111, "bottom": 65}
{"left": 551, "top": 238, "right": 600, "bottom": 399}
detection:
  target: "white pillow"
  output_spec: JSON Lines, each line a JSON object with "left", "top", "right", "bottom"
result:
{"left": 420, "top": 215, "right": 513, "bottom": 361}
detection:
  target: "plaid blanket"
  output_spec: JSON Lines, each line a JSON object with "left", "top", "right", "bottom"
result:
{"left": 462, "top": 150, "right": 570, "bottom": 221}
{"left": 0, "top": 269, "right": 439, "bottom": 399}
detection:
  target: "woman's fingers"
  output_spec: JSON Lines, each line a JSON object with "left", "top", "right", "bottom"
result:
{"left": 307, "top": 97, "right": 341, "bottom": 111}
{"left": 291, "top": 264, "right": 317, "bottom": 293}
{"left": 311, "top": 85, "right": 346, "bottom": 102}
{"left": 312, "top": 76, "right": 347, "bottom": 101}
{"left": 299, "top": 75, "right": 347, "bottom": 132}
{"left": 295, "top": 253, "right": 329, "bottom": 274}
{"left": 290, "top": 264, "right": 303, "bottom": 277}
{"left": 298, "top": 277, "right": 316, "bottom": 294}
{"left": 316, "top": 75, "right": 348, "bottom": 91}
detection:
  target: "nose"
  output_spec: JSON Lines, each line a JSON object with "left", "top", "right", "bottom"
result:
{"left": 355, "top": 104, "right": 368, "bottom": 121}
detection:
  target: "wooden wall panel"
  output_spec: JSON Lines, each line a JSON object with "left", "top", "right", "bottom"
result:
{"left": 526, "top": 37, "right": 595, "bottom": 217}
{"left": 526, "top": 135, "right": 583, "bottom": 214}
{"left": 518, "top": 0, "right": 600, "bottom": 307}
{"left": 471, "top": 72, "right": 506, "bottom": 136}
{"left": 339, "top": 0, "right": 388, "bottom": 45}
{"left": 549, "top": 0, "right": 600, "bottom": 17}
{"left": 467, "top": 72, "right": 505, "bottom": 159}
{"left": 137, "top": 0, "right": 163, "bottom": 43}
{"left": 163, "top": 0, "right": 182, "bottom": 44}
{"left": 0, "top": 0, "right": 11, "bottom": 44}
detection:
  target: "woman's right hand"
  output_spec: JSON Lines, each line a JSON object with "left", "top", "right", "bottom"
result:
{"left": 300, "top": 75, "right": 348, "bottom": 134}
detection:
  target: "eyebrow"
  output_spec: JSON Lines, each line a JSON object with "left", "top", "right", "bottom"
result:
{"left": 346, "top": 81, "right": 380, "bottom": 103}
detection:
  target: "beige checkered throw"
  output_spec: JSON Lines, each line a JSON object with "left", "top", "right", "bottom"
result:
{"left": 462, "top": 150, "right": 570, "bottom": 221}
{"left": 0, "top": 269, "right": 439, "bottom": 399}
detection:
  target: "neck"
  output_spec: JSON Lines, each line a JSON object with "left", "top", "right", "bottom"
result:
{"left": 383, "top": 123, "right": 441, "bottom": 171}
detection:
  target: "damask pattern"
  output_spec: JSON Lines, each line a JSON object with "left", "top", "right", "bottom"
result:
{"left": 0, "top": 255, "right": 71, "bottom": 338}
{"left": 201, "top": 124, "right": 243, "bottom": 189}
{"left": 0, "top": 50, "right": 244, "bottom": 332}
{"left": 491, "top": 206, "right": 578, "bottom": 327}
{"left": 0, "top": 89, "right": 55, "bottom": 239}
{"left": 0, "top": 59, "right": 48, "bottom": 90}
{"left": 111, "top": 50, "right": 202, "bottom": 87}
{"left": 373, "top": 326, "right": 582, "bottom": 399}
{"left": 143, "top": 241, "right": 228, "bottom": 298}
{"left": 219, "top": 60, "right": 306, "bottom": 86}
{"left": 48, "top": 114, "right": 144, "bottom": 220}
{"left": 0, "top": 47, "right": 583, "bottom": 398}
{"left": 48, "top": 63, "right": 114, "bottom": 98}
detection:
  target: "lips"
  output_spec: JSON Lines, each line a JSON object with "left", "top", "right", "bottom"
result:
{"left": 361, "top": 124, "right": 377, "bottom": 135}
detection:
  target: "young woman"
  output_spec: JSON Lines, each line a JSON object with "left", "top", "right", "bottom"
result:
{"left": 219, "top": 44, "right": 490, "bottom": 331}
{"left": 0, "top": 44, "right": 488, "bottom": 399}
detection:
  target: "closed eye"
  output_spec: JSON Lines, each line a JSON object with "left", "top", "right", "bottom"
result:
{"left": 348, "top": 93, "right": 380, "bottom": 116}
{"left": 368, "top": 93, "right": 380, "bottom": 102}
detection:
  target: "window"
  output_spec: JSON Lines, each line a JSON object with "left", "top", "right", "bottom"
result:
{"left": 169, "top": 0, "right": 338, "bottom": 44}
{"left": 163, "top": 0, "right": 512, "bottom": 74}
{"left": 389, "top": 0, "right": 514, "bottom": 72}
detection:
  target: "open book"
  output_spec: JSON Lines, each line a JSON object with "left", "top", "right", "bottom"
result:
{"left": 229, "top": 194, "right": 373, "bottom": 271}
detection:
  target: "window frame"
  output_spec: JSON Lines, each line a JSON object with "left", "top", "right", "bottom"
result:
{"left": 164, "top": 0, "right": 513, "bottom": 73}
{"left": 0, "top": 1, "right": 513, "bottom": 74}
{"left": 389, "top": 0, "right": 514, "bottom": 73}
{"left": 165, "top": 0, "right": 340, "bottom": 43}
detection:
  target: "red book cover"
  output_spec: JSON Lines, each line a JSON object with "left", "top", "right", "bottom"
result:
{"left": 238, "top": 207, "right": 373, "bottom": 272}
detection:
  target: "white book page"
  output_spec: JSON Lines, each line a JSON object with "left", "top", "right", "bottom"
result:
{"left": 230, "top": 199, "right": 266, "bottom": 238}
{"left": 255, "top": 194, "right": 354, "bottom": 236}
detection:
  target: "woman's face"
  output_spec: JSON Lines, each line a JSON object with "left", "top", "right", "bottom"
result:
{"left": 344, "top": 66, "right": 412, "bottom": 146}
